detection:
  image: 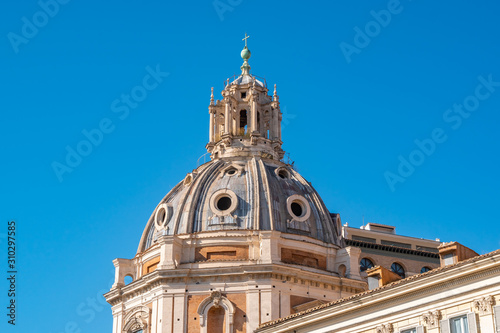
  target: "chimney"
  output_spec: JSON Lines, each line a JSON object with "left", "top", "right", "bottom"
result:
{"left": 366, "top": 265, "right": 402, "bottom": 289}
{"left": 438, "top": 242, "right": 478, "bottom": 267}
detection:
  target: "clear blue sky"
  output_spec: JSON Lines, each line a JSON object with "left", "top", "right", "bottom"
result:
{"left": 1, "top": 1, "right": 499, "bottom": 332}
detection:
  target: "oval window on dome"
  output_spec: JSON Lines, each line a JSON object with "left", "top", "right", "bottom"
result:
{"left": 275, "top": 167, "right": 290, "bottom": 180}
{"left": 210, "top": 189, "right": 238, "bottom": 216}
{"left": 291, "top": 202, "right": 303, "bottom": 217}
{"left": 184, "top": 173, "right": 194, "bottom": 186}
{"left": 216, "top": 196, "right": 232, "bottom": 211}
{"left": 226, "top": 168, "right": 237, "bottom": 176}
{"left": 155, "top": 203, "right": 173, "bottom": 230}
{"left": 286, "top": 195, "right": 311, "bottom": 222}
{"left": 157, "top": 207, "right": 166, "bottom": 224}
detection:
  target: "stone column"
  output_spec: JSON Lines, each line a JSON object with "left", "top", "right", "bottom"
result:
{"left": 246, "top": 290, "right": 260, "bottom": 333}
{"left": 272, "top": 106, "right": 279, "bottom": 140}
{"left": 278, "top": 110, "right": 282, "bottom": 141}
{"left": 151, "top": 298, "right": 159, "bottom": 332}
{"left": 173, "top": 294, "right": 186, "bottom": 333}
{"left": 251, "top": 96, "right": 257, "bottom": 133}
{"left": 224, "top": 99, "right": 230, "bottom": 135}
{"left": 209, "top": 110, "right": 214, "bottom": 142}
{"left": 111, "top": 305, "right": 123, "bottom": 333}
{"left": 280, "top": 291, "right": 291, "bottom": 318}
{"left": 159, "top": 295, "right": 174, "bottom": 333}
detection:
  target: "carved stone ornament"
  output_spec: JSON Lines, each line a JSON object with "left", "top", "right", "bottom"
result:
{"left": 375, "top": 323, "right": 393, "bottom": 333}
{"left": 122, "top": 306, "right": 150, "bottom": 333}
{"left": 422, "top": 310, "right": 441, "bottom": 328}
{"left": 474, "top": 295, "right": 494, "bottom": 315}
{"left": 211, "top": 290, "right": 222, "bottom": 308}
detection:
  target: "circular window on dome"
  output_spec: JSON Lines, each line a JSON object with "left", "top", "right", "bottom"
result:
{"left": 286, "top": 195, "right": 311, "bottom": 222}
{"left": 155, "top": 203, "right": 173, "bottom": 230}
{"left": 184, "top": 174, "right": 193, "bottom": 186}
{"left": 291, "top": 202, "right": 303, "bottom": 216}
{"left": 157, "top": 207, "right": 166, "bottom": 223}
{"left": 226, "top": 168, "right": 237, "bottom": 176}
{"left": 210, "top": 189, "right": 238, "bottom": 216}
{"left": 219, "top": 164, "right": 244, "bottom": 178}
{"left": 216, "top": 196, "right": 232, "bottom": 210}
{"left": 275, "top": 167, "right": 290, "bottom": 180}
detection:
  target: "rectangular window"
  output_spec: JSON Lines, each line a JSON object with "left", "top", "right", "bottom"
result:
{"left": 352, "top": 236, "right": 376, "bottom": 243}
{"left": 416, "top": 245, "right": 439, "bottom": 253}
{"left": 450, "top": 315, "right": 468, "bottom": 333}
{"left": 381, "top": 240, "right": 412, "bottom": 248}
{"left": 444, "top": 253, "right": 455, "bottom": 265}
{"left": 402, "top": 329, "right": 416, "bottom": 333}
{"left": 494, "top": 305, "right": 500, "bottom": 333}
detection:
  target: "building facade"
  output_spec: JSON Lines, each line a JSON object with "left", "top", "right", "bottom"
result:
{"left": 342, "top": 223, "right": 442, "bottom": 279}
{"left": 257, "top": 248, "right": 500, "bottom": 333}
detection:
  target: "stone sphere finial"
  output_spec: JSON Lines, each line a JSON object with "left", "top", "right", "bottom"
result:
{"left": 241, "top": 46, "right": 251, "bottom": 60}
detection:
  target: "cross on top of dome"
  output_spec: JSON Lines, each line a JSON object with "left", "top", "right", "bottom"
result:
{"left": 240, "top": 33, "right": 251, "bottom": 75}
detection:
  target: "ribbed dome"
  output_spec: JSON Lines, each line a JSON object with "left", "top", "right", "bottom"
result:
{"left": 231, "top": 74, "right": 265, "bottom": 87}
{"left": 138, "top": 157, "right": 341, "bottom": 252}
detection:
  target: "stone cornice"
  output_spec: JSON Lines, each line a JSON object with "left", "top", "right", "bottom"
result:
{"left": 104, "top": 263, "right": 367, "bottom": 306}
{"left": 345, "top": 239, "right": 439, "bottom": 258}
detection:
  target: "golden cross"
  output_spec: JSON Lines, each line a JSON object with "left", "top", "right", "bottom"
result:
{"left": 242, "top": 33, "right": 250, "bottom": 47}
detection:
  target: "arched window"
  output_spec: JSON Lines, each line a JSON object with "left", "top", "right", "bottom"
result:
{"left": 207, "top": 306, "right": 225, "bottom": 333}
{"left": 197, "top": 291, "right": 235, "bottom": 333}
{"left": 124, "top": 275, "right": 133, "bottom": 285}
{"left": 360, "top": 258, "right": 374, "bottom": 272}
{"left": 338, "top": 264, "right": 347, "bottom": 277}
{"left": 391, "top": 262, "right": 405, "bottom": 278}
{"left": 239, "top": 110, "right": 247, "bottom": 135}
{"left": 420, "top": 266, "right": 431, "bottom": 273}
{"left": 257, "top": 111, "right": 260, "bottom": 131}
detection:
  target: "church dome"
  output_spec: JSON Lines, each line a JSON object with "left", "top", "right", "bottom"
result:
{"left": 138, "top": 157, "right": 340, "bottom": 252}
{"left": 136, "top": 36, "right": 342, "bottom": 254}
{"left": 106, "top": 38, "right": 367, "bottom": 333}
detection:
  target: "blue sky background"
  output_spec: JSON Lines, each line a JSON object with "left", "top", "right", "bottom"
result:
{"left": 1, "top": 0, "right": 499, "bottom": 332}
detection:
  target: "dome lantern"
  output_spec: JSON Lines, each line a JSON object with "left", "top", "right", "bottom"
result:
{"left": 206, "top": 34, "right": 285, "bottom": 160}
